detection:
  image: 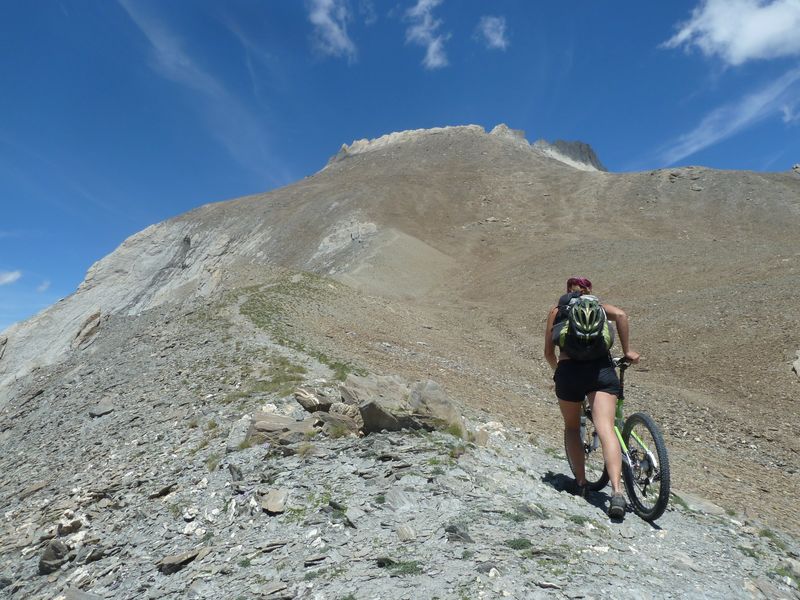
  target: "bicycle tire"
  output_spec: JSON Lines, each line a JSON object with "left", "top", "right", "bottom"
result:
{"left": 621, "top": 412, "right": 670, "bottom": 521}
{"left": 565, "top": 413, "right": 609, "bottom": 491}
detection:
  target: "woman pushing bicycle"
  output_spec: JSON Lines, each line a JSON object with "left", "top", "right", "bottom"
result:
{"left": 544, "top": 277, "right": 640, "bottom": 518}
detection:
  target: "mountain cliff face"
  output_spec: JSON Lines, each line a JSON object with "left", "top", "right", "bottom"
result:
{"left": 0, "top": 125, "right": 799, "bottom": 598}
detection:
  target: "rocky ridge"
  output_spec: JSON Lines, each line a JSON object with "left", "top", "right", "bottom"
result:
{"left": 0, "top": 124, "right": 799, "bottom": 598}
{"left": 330, "top": 124, "right": 606, "bottom": 172}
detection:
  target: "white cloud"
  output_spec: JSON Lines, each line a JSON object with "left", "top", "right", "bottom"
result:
{"left": 308, "top": 0, "right": 357, "bottom": 62}
{"left": 119, "top": 0, "right": 221, "bottom": 96}
{"left": 475, "top": 16, "right": 508, "bottom": 50}
{"left": 0, "top": 271, "right": 22, "bottom": 286}
{"left": 664, "top": 0, "right": 800, "bottom": 66}
{"left": 406, "top": 0, "right": 450, "bottom": 69}
{"left": 36, "top": 280, "right": 51, "bottom": 293}
{"left": 657, "top": 67, "right": 800, "bottom": 165}
{"left": 781, "top": 104, "right": 800, "bottom": 123}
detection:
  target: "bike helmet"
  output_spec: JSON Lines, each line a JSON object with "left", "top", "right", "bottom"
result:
{"left": 568, "top": 295, "right": 605, "bottom": 340}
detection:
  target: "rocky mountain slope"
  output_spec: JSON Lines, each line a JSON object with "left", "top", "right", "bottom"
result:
{"left": 1, "top": 124, "right": 799, "bottom": 598}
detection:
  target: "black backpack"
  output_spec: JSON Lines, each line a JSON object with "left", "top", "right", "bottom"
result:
{"left": 551, "top": 294, "right": 615, "bottom": 360}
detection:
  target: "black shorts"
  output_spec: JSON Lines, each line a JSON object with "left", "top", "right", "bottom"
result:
{"left": 553, "top": 356, "right": 621, "bottom": 402}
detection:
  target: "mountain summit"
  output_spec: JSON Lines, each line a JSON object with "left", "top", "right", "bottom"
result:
{"left": 330, "top": 124, "right": 606, "bottom": 172}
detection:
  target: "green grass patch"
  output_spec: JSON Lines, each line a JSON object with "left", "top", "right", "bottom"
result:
{"left": 238, "top": 276, "right": 364, "bottom": 381}
{"left": 505, "top": 538, "right": 532, "bottom": 550}
{"left": 205, "top": 452, "right": 221, "bottom": 472}
{"left": 445, "top": 423, "right": 464, "bottom": 439}
{"left": 503, "top": 510, "right": 528, "bottom": 523}
{"left": 758, "top": 528, "right": 788, "bottom": 551}
{"left": 380, "top": 560, "right": 422, "bottom": 575}
{"left": 772, "top": 565, "right": 799, "bottom": 586}
{"left": 737, "top": 545, "right": 759, "bottom": 559}
{"left": 284, "top": 507, "right": 307, "bottom": 523}
{"left": 327, "top": 424, "right": 352, "bottom": 439}
{"left": 449, "top": 444, "right": 466, "bottom": 460}
{"left": 297, "top": 442, "right": 316, "bottom": 458}
{"left": 568, "top": 514, "right": 591, "bottom": 526}
{"left": 670, "top": 492, "right": 690, "bottom": 511}
{"left": 543, "top": 447, "right": 564, "bottom": 459}
{"left": 223, "top": 354, "right": 308, "bottom": 401}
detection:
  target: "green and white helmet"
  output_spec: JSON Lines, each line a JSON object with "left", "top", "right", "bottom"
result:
{"left": 568, "top": 295, "right": 605, "bottom": 341}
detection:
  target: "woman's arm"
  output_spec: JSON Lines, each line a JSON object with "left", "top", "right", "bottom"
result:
{"left": 603, "top": 303, "right": 640, "bottom": 364}
{"left": 544, "top": 306, "right": 559, "bottom": 370}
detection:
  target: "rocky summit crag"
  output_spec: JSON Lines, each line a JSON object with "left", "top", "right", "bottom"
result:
{"left": 0, "top": 124, "right": 799, "bottom": 599}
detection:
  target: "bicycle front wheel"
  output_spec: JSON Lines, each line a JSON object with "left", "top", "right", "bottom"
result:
{"left": 621, "top": 412, "right": 670, "bottom": 521}
{"left": 565, "top": 413, "right": 609, "bottom": 491}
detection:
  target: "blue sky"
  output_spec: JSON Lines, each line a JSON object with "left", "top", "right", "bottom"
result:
{"left": 2, "top": 0, "right": 799, "bottom": 331}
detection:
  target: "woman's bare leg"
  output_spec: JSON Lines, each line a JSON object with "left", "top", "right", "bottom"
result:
{"left": 588, "top": 391, "right": 622, "bottom": 495}
{"left": 559, "top": 399, "right": 586, "bottom": 486}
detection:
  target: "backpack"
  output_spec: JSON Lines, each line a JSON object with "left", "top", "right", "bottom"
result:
{"left": 551, "top": 294, "right": 615, "bottom": 360}
{"left": 554, "top": 291, "right": 582, "bottom": 325}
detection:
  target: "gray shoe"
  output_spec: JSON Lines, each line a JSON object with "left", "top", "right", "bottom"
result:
{"left": 609, "top": 493, "right": 626, "bottom": 518}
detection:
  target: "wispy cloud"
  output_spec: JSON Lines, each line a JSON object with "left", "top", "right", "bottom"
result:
{"left": 664, "top": 0, "right": 800, "bottom": 66}
{"left": 119, "top": 1, "right": 293, "bottom": 187}
{"left": 359, "top": 0, "right": 377, "bottom": 26}
{"left": 782, "top": 103, "right": 800, "bottom": 123}
{"left": 475, "top": 16, "right": 508, "bottom": 51}
{"left": 406, "top": 0, "right": 450, "bottom": 69}
{"left": 307, "top": 0, "right": 357, "bottom": 62}
{"left": 119, "top": 1, "right": 221, "bottom": 95}
{"left": 36, "top": 280, "right": 51, "bottom": 293}
{"left": 220, "top": 15, "right": 287, "bottom": 106}
{"left": 0, "top": 271, "right": 22, "bottom": 286}
{"left": 656, "top": 67, "right": 800, "bottom": 165}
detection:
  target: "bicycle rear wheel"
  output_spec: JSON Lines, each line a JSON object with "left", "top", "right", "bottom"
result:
{"left": 621, "top": 412, "right": 670, "bottom": 521}
{"left": 565, "top": 412, "right": 609, "bottom": 491}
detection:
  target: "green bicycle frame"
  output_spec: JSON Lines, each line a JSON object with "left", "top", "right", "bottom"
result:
{"left": 613, "top": 363, "right": 656, "bottom": 468}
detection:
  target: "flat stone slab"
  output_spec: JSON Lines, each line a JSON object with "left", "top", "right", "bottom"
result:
{"left": 251, "top": 413, "right": 317, "bottom": 434}
{"left": 673, "top": 491, "right": 727, "bottom": 516}
{"left": 89, "top": 401, "right": 114, "bottom": 418}
{"left": 261, "top": 489, "right": 289, "bottom": 514}
{"left": 156, "top": 547, "right": 210, "bottom": 574}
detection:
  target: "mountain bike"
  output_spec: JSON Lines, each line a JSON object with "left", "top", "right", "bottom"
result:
{"left": 565, "top": 357, "right": 671, "bottom": 521}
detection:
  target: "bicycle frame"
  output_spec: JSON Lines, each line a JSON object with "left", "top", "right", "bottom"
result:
{"left": 611, "top": 361, "right": 660, "bottom": 488}
{"left": 584, "top": 360, "right": 659, "bottom": 484}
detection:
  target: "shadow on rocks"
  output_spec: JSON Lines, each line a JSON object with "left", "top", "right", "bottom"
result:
{"left": 541, "top": 470, "right": 665, "bottom": 526}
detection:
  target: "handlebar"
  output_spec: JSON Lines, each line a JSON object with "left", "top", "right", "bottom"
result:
{"left": 612, "top": 356, "right": 632, "bottom": 370}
